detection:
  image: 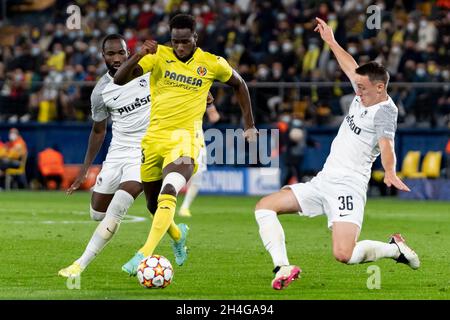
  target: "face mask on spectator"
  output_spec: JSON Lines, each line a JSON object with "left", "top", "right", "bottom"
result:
{"left": 154, "top": 6, "right": 164, "bottom": 15}
{"left": 193, "top": 7, "right": 201, "bottom": 16}
{"left": 125, "top": 31, "right": 133, "bottom": 40}
{"left": 416, "top": 68, "right": 426, "bottom": 77}
{"left": 157, "top": 25, "right": 169, "bottom": 35}
{"left": 419, "top": 20, "right": 427, "bottom": 28}
{"left": 257, "top": 67, "right": 269, "bottom": 79}
{"left": 14, "top": 74, "right": 22, "bottom": 81}
{"left": 107, "top": 25, "right": 118, "bottom": 34}
{"left": 442, "top": 70, "right": 449, "bottom": 80}
{"left": 180, "top": 3, "right": 190, "bottom": 13}
{"left": 392, "top": 46, "right": 401, "bottom": 54}
{"left": 119, "top": 7, "right": 127, "bottom": 16}
{"left": 9, "top": 133, "right": 18, "bottom": 141}
{"left": 328, "top": 14, "right": 337, "bottom": 21}
{"left": 202, "top": 5, "right": 210, "bottom": 13}
{"left": 223, "top": 7, "right": 232, "bottom": 15}
{"left": 78, "top": 30, "right": 85, "bottom": 38}
{"left": 55, "top": 30, "right": 64, "bottom": 37}
{"left": 282, "top": 42, "right": 293, "bottom": 53}
{"left": 308, "top": 43, "right": 318, "bottom": 51}
{"left": 143, "top": 4, "right": 151, "bottom": 12}
{"left": 89, "top": 46, "right": 98, "bottom": 55}
{"left": 31, "top": 47, "right": 41, "bottom": 56}
{"left": 348, "top": 46, "right": 357, "bottom": 55}
{"left": 93, "top": 29, "right": 101, "bottom": 38}
{"left": 130, "top": 7, "right": 140, "bottom": 17}
{"left": 65, "top": 70, "right": 74, "bottom": 79}
{"left": 206, "top": 24, "right": 216, "bottom": 34}
{"left": 268, "top": 44, "right": 279, "bottom": 54}
{"left": 68, "top": 31, "right": 77, "bottom": 39}
{"left": 407, "top": 22, "right": 416, "bottom": 32}
{"left": 98, "top": 10, "right": 107, "bottom": 19}
{"left": 294, "top": 27, "right": 304, "bottom": 35}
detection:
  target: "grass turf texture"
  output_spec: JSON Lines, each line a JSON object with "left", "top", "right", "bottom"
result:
{"left": 0, "top": 191, "right": 448, "bottom": 300}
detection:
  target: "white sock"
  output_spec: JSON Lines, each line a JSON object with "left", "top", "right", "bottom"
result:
{"left": 76, "top": 190, "right": 134, "bottom": 269}
{"left": 255, "top": 209, "right": 289, "bottom": 267}
{"left": 347, "top": 240, "right": 400, "bottom": 264}
{"left": 181, "top": 173, "right": 201, "bottom": 210}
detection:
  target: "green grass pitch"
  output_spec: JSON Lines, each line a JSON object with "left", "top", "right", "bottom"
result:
{"left": 0, "top": 191, "right": 448, "bottom": 300}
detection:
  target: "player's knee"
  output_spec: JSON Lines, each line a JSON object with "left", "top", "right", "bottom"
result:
{"left": 160, "top": 183, "right": 177, "bottom": 196}
{"left": 255, "top": 196, "right": 275, "bottom": 212}
{"left": 90, "top": 205, "right": 106, "bottom": 221}
{"left": 333, "top": 249, "right": 353, "bottom": 264}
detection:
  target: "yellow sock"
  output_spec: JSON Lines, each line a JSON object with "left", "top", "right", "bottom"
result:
{"left": 139, "top": 194, "right": 177, "bottom": 257}
{"left": 167, "top": 222, "right": 181, "bottom": 241}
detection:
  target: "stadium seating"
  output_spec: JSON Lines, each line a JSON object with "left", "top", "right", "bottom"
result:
{"left": 371, "top": 150, "right": 422, "bottom": 182}
{"left": 408, "top": 151, "right": 443, "bottom": 179}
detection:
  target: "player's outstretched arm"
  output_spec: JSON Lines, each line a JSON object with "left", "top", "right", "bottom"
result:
{"left": 66, "top": 120, "right": 107, "bottom": 195}
{"left": 379, "top": 137, "right": 411, "bottom": 192}
{"left": 226, "top": 70, "right": 258, "bottom": 141}
{"left": 314, "top": 17, "right": 359, "bottom": 83}
{"left": 114, "top": 40, "right": 157, "bottom": 85}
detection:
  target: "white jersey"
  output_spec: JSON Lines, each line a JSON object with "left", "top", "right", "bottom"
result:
{"left": 90, "top": 72, "right": 151, "bottom": 148}
{"left": 320, "top": 95, "right": 398, "bottom": 192}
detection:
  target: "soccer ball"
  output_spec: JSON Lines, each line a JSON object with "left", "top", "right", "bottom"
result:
{"left": 137, "top": 255, "right": 173, "bottom": 289}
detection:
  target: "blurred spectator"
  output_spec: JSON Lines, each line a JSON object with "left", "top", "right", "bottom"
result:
{"left": 37, "top": 147, "right": 64, "bottom": 190}
{"left": 0, "top": 128, "right": 27, "bottom": 172}
{"left": 0, "top": 0, "right": 447, "bottom": 127}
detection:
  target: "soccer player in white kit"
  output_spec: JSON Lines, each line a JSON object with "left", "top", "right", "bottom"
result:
{"left": 58, "top": 34, "right": 152, "bottom": 277}
{"left": 254, "top": 18, "right": 420, "bottom": 290}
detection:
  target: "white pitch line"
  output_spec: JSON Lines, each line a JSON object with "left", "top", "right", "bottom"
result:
{"left": 2, "top": 214, "right": 146, "bottom": 224}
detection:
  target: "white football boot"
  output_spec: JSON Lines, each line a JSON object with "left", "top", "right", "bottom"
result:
{"left": 389, "top": 233, "right": 420, "bottom": 270}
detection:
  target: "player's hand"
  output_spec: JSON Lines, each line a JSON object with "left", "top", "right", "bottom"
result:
{"left": 384, "top": 171, "right": 411, "bottom": 192}
{"left": 139, "top": 40, "right": 158, "bottom": 57}
{"left": 66, "top": 170, "right": 88, "bottom": 195}
{"left": 207, "top": 91, "right": 214, "bottom": 105}
{"left": 314, "top": 17, "right": 336, "bottom": 45}
{"left": 243, "top": 127, "right": 258, "bottom": 143}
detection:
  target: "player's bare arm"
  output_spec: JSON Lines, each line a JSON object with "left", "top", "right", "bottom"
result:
{"left": 66, "top": 119, "right": 107, "bottom": 194}
{"left": 378, "top": 137, "right": 411, "bottom": 192}
{"left": 114, "top": 40, "right": 157, "bottom": 85}
{"left": 226, "top": 69, "right": 258, "bottom": 141}
{"left": 314, "top": 17, "right": 359, "bottom": 83}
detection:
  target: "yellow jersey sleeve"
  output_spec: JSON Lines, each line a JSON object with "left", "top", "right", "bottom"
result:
{"left": 214, "top": 56, "right": 233, "bottom": 83}
{"left": 138, "top": 46, "right": 159, "bottom": 73}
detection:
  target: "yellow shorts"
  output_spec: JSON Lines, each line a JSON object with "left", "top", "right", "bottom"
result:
{"left": 140, "top": 130, "right": 202, "bottom": 182}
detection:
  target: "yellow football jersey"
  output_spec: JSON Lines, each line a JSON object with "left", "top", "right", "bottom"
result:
{"left": 138, "top": 45, "right": 233, "bottom": 138}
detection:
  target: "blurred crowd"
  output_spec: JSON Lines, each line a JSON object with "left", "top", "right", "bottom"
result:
{"left": 0, "top": 0, "right": 449, "bottom": 127}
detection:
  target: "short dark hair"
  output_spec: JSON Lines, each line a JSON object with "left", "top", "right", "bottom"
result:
{"left": 355, "top": 61, "right": 390, "bottom": 87}
{"left": 169, "top": 14, "right": 196, "bottom": 32}
{"left": 102, "top": 34, "right": 126, "bottom": 51}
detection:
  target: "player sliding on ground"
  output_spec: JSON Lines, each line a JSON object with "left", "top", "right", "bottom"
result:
{"left": 254, "top": 17, "right": 420, "bottom": 290}
{"left": 114, "top": 14, "right": 257, "bottom": 276}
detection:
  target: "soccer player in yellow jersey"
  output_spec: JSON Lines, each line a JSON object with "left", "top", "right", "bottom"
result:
{"left": 114, "top": 14, "right": 257, "bottom": 275}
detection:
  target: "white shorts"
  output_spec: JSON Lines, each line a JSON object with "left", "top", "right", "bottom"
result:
{"left": 93, "top": 145, "right": 142, "bottom": 194}
{"left": 196, "top": 145, "right": 207, "bottom": 173}
{"left": 285, "top": 173, "right": 367, "bottom": 230}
